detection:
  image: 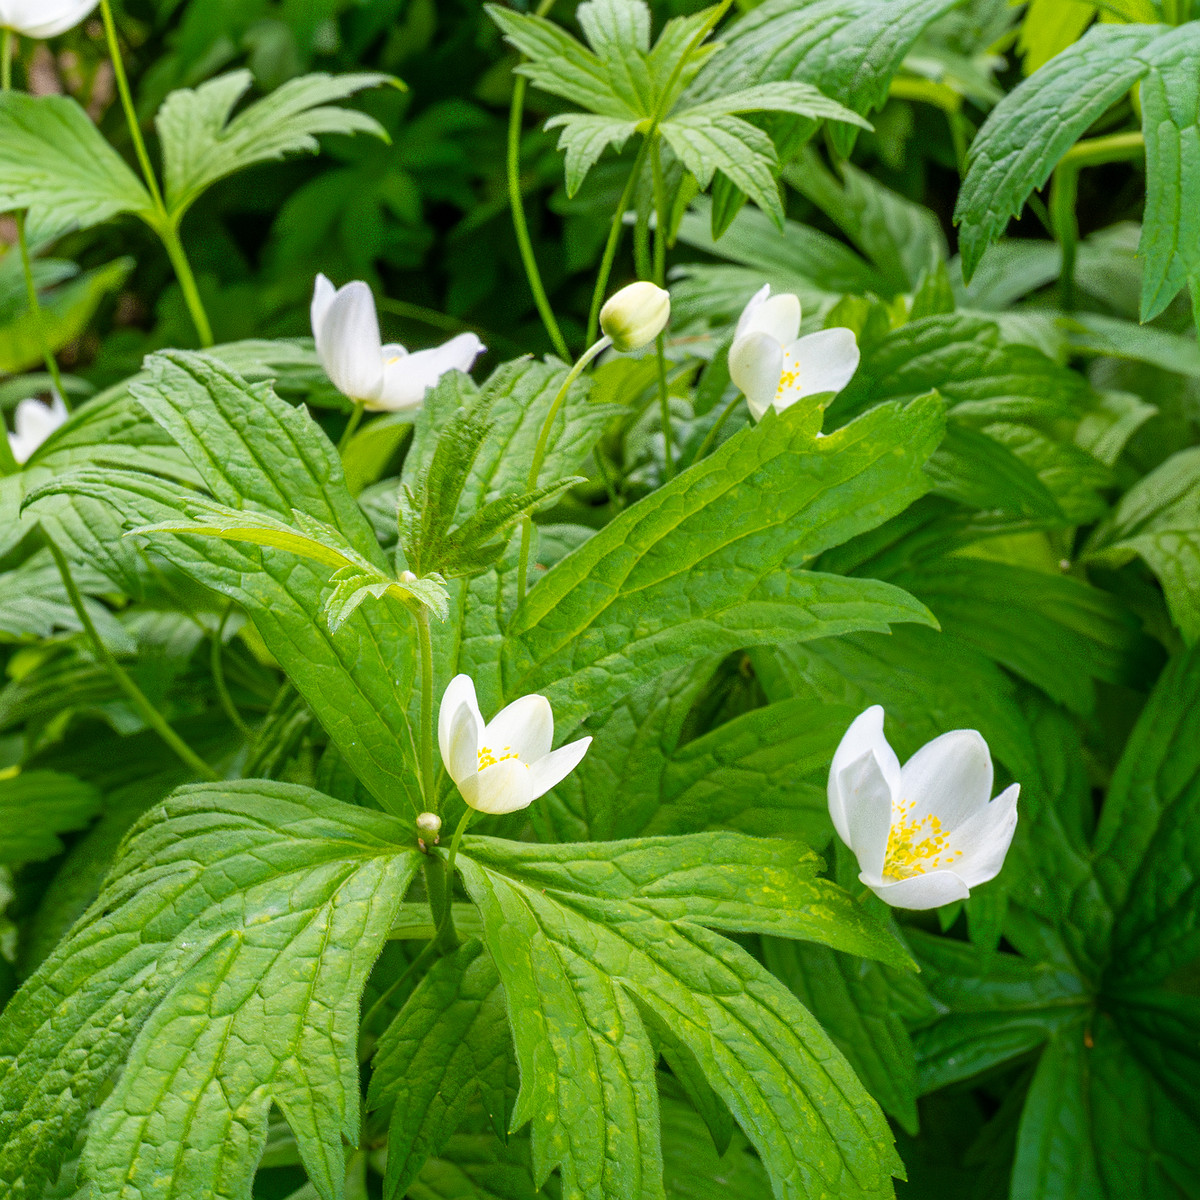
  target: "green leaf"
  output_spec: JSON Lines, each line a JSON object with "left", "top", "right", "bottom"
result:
{"left": 0, "top": 771, "right": 99, "bottom": 865}
{"left": 504, "top": 397, "right": 943, "bottom": 726}
{"left": 1018, "top": 0, "right": 1097, "bottom": 75}
{"left": 0, "top": 781, "right": 420, "bottom": 1199}
{"left": 763, "top": 937, "right": 929, "bottom": 1135}
{"left": 456, "top": 831, "right": 908, "bottom": 1200}
{"left": 157, "top": 70, "right": 390, "bottom": 221}
{"left": 545, "top": 113, "right": 640, "bottom": 196}
{"left": 369, "top": 939, "right": 510, "bottom": 1199}
{"left": 1086, "top": 446, "right": 1200, "bottom": 643}
{"left": 690, "top": 0, "right": 963, "bottom": 154}
{"left": 0, "top": 92, "right": 154, "bottom": 234}
{"left": 25, "top": 351, "right": 424, "bottom": 814}
{"left": 832, "top": 313, "right": 1092, "bottom": 428}
{"left": 1094, "top": 644, "right": 1200, "bottom": 985}
{"left": 674, "top": 81, "right": 871, "bottom": 129}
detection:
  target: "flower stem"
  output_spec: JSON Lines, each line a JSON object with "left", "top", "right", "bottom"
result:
{"left": 1, "top": 29, "right": 12, "bottom": 90}
{"left": 0, "top": 419, "right": 19, "bottom": 476}
{"left": 337, "top": 400, "right": 366, "bottom": 452}
{"left": 416, "top": 605, "right": 437, "bottom": 813}
{"left": 211, "top": 601, "right": 253, "bottom": 741}
{"left": 16, "top": 214, "right": 69, "bottom": 408}
{"left": 586, "top": 138, "right": 650, "bottom": 346}
{"left": 688, "top": 388, "right": 741, "bottom": 466}
{"left": 650, "top": 140, "right": 674, "bottom": 478}
{"left": 99, "top": 0, "right": 213, "bottom": 348}
{"left": 516, "top": 335, "right": 611, "bottom": 602}
{"left": 49, "top": 540, "right": 220, "bottom": 780}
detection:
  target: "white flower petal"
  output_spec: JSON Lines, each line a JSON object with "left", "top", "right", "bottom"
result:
{"left": 375, "top": 333, "right": 486, "bottom": 413}
{"left": 3, "top": 0, "right": 97, "bottom": 37}
{"left": 482, "top": 694, "right": 554, "bottom": 764}
{"left": 734, "top": 284, "right": 771, "bottom": 340}
{"left": 780, "top": 328, "right": 860, "bottom": 406}
{"left": 900, "top": 728, "right": 994, "bottom": 832}
{"left": 445, "top": 703, "right": 483, "bottom": 788}
{"left": 9, "top": 394, "right": 68, "bottom": 464}
{"left": 310, "top": 273, "right": 336, "bottom": 341}
{"left": 953, "top": 782, "right": 1020, "bottom": 887}
{"left": 743, "top": 292, "right": 801, "bottom": 345}
{"left": 527, "top": 737, "right": 592, "bottom": 800}
{"left": 461, "top": 758, "right": 536, "bottom": 815}
{"left": 865, "top": 868, "right": 971, "bottom": 910}
{"left": 312, "top": 279, "right": 384, "bottom": 404}
{"left": 828, "top": 706, "right": 900, "bottom": 846}
{"left": 438, "top": 674, "right": 483, "bottom": 768}
{"left": 836, "top": 752, "right": 895, "bottom": 881}
{"left": 729, "top": 331, "right": 783, "bottom": 422}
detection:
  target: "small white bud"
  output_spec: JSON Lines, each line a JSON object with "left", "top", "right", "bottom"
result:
{"left": 416, "top": 812, "right": 442, "bottom": 846}
{"left": 399, "top": 570, "right": 418, "bottom": 583}
{"left": 600, "top": 282, "right": 671, "bottom": 353}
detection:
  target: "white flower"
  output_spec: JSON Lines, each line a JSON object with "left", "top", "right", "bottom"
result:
{"left": 310, "top": 274, "right": 485, "bottom": 413}
{"left": 438, "top": 674, "right": 591, "bottom": 815}
{"left": 827, "top": 706, "right": 1019, "bottom": 910}
{"left": 600, "top": 281, "right": 671, "bottom": 352}
{"left": 728, "top": 284, "right": 860, "bottom": 421}
{"left": 8, "top": 392, "right": 67, "bottom": 465}
{"left": 0, "top": 0, "right": 97, "bottom": 37}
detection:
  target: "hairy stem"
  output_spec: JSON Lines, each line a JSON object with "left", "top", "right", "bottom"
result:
{"left": 49, "top": 540, "right": 220, "bottom": 780}
{"left": 516, "top": 335, "right": 611, "bottom": 601}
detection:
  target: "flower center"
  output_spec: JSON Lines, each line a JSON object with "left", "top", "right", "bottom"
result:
{"left": 477, "top": 745, "right": 524, "bottom": 770}
{"left": 775, "top": 351, "right": 801, "bottom": 399}
{"left": 882, "top": 799, "right": 962, "bottom": 880}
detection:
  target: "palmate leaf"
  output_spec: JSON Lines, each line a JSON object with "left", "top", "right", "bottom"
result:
{"left": 504, "top": 396, "right": 944, "bottom": 726}
{"left": 23, "top": 351, "right": 425, "bottom": 814}
{"left": 455, "top": 831, "right": 912, "bottom": 1200}
{"left": 157, "top": 70, "right": 390, "bottom": 221}
{"left": 0, "top": 782, "right": 421, "bottom": 1200}
{"left": 956, "top": 21, "right": 1200, "bottom": 321}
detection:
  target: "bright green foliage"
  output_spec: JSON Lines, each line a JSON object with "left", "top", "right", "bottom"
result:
{"left": 957, "top": 21, "right": 1200, "bottom": 320}
{"left": 0, "top": 772, "right": 99, "bottom": 864}
{"left": 488, "top": 0, "right": 865, "bottom": 217}
{"left": 506, "top": 396, "right": 943, "bottom": 724}
{"left": 457, "top": 831, "right": 910, "bottom": 1200}
{"left": 0, "top": 782, "right": 421, "bottom": 1200}
{"left": 1086, "top": 447, "right": 1200, "bottom": 641}
{"left": 156, "top": 71, "right": 390, "bottom": 221}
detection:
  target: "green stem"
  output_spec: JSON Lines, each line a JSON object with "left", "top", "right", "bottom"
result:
{"left": 650, "top": 141, "right": 674, "bottom": 479}
{"left": 1, "top": 29, "right": 12, "bottom": 90}
{"left": 516, "top": 335, "right": 611, "bottom": 601}
{"left": 586, "top": 138, "right": 650, "bottom": 346}
{"left": 1049, "top": 165, "right": 1080, "bottom": 312}
{"left": 49, "top": 540, "right": 220, "bottom": 780}
{"left": 416, "top": 606, "right": 437, "bottom": 813}
{"left": 656, "top": 334, "right": 675, "bottom": 479}
{"left": 689, "top": 388, "right": 742, "bottom": 466}
{"left": 16, "top": 214, "right": 69, "bottom": 408}
{"left": 1060, "top": 130, "right": 1144, "bottom": 169}
{"left": 99, "top": 0, "right": 213, "bottom": 347}
{"left": 211, "top": 602, "right": 253, "bottom": 741}
{"left": 337, "top": 400, "right": 366, "bottom": 452}
{"left": 0, "top": 415, "right": 19, "bottom": 476}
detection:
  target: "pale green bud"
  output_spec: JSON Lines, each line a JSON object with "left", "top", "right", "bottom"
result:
{"left": 416, "top": 811, "right": 442, "bottom": 846}
{"left": 600, "top": 282, "right": 671, "bottom": 353}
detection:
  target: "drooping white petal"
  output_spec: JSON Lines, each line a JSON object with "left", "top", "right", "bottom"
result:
{"left": 375, "top": 333, "right": 486, "bottom": 413}
{"left": 311, "top": 279, "right": 384, "bottom": 404}
{"left": 461, "top": 758, "right": 536, "bottom": 815}
{"left": 9, "top": 393, "right": 68, "bottom": 464}
{"left": 837, "top": 753, "right": 895, "bottom": 881}
{"left": 778, "top": 328, "right": 860, "bottom": 407}
{"left": 734, "top": 284, "right": 771, "bottom": 340}
{"left": 445, "top": 702, "right": 483, "bottom": 788}
{"left": 527, "top": 737, "right": 593, "bottom": 800}
{"left": 827, "top": 706, "right": 900, "bottom": 846}
{"left": 740, "top": 290, "right": 801, "bottom": 346}
{"left": 729, "top": 331, "right": 783, "bottom": 422}
{"left": 952, "top": 783, "right": 1020, "bottom": 887}
{"left": 866, "top": 869, "right": 972, "bottom": 911}
{"left": 900, "top": 729, "right": 994, "bottom": 832}
{"left": 1, "top": 0, "right": 97, "bottom": 37}
{"left": 438, "top": 674, "right": 483, "bottom": 768}
{"left": 481, "top": 693, "right": 554, "bottom": 765}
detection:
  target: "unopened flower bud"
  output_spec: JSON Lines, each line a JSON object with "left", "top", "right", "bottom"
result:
{"left": 600, "top": 282, "right": 671, "bottom": 353}
{"left": 416, "top": 811, "right": 442, "bottom": 846}
{"left": 399, "top": 570, "right": 418, "bottom": 583}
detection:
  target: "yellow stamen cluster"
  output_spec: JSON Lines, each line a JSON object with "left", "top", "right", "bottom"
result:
{"left": 883, "top": 799, "right": 962, "bottom": 880}
{"left": 477, "top": 745, "right": 522, "bottom": 770}
{"left": 776, "top": 352, "right": 801, "bottom": 398}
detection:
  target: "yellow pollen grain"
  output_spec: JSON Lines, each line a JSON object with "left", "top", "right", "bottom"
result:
{"left": 882, "top": 799, "right": 962, "bottom": 880}
{"left": 776, "top": 353, "right": 801, "bottom": 399}
{"left": 477, "top": 745, "right": 523, "bottom": 770}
